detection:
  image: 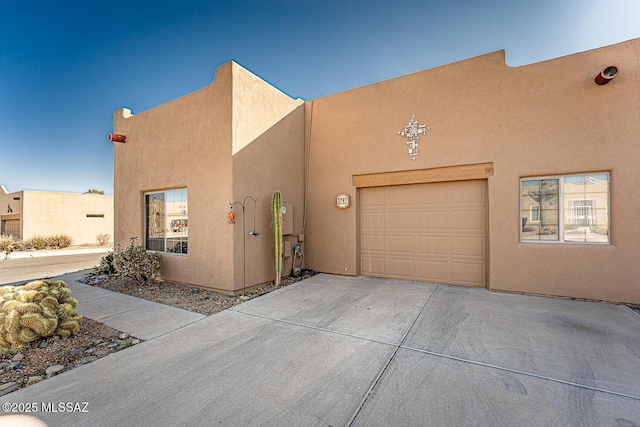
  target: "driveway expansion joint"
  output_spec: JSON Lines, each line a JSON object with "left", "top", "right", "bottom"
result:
{"left": 228, "top": 308, "right": 399, "bottom": 347}
{"left": 345, "top": 284, "right": 440, "bottom": 427}
{"left": 399, "top": 345, "right": 640, "bottom": 402}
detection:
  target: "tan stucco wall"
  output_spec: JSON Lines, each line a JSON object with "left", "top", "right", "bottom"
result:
{"left": 113, "top": 61, "right": 304, "bottom": 293}
{"left": 304, "top": 39, "right": 640, "bottom": 304}
{"left": 114, "top": 62, "right": 235, "bottom": 290}
{"left": 19, "top": 191, "right": 112, "bottom": 245}
{"left": 231, "top": 63, "right": 305, "bottom": 291}
{"left": 0, "top": 191, "right": 24, "bottom": 217}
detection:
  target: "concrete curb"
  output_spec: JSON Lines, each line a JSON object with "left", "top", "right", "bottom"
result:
{"left": 7, "top": 247, "right": 112, "bottom": 260}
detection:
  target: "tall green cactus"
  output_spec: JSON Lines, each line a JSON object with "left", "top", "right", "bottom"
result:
{"left": 271, "top": 191, "right": 283, "bottom": 286}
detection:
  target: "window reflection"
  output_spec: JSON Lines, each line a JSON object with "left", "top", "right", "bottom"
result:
{"left": 563, "top": 174, "right": 609, "bottom": 243}
{"left": 521, "top": 173, "right": 609, "bottom": 244}
{"left": 521, "top": 179, "right": 559, "bottom": 241}
{"left": 145, "top": 189, "right": 188, "bottom": 254}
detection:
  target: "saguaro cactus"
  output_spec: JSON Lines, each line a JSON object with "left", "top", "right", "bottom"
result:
{"left": 271, "top": 191, "right": 283, "bottom": 286}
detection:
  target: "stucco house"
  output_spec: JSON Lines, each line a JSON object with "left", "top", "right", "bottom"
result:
{"left": 0, "top": 186, "right": 113, "bottom": 246}
{"left": 111, "top": 38, "right": 640, "bottom": 305}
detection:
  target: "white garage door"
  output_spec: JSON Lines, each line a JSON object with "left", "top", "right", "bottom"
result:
{"left": 360, "top": 180, "right": 487, "bottom": 287}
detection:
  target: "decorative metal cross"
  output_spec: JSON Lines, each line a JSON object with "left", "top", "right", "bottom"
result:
{"left": 397, "top": 115, "right": 431, "bottom": 160}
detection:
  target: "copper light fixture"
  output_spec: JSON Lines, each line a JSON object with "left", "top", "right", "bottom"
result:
{"left": 595, "top": 66, "right": 618, "bottom": 85}
{"left": 108, "top": 133, "right": 127, "bottom": 143}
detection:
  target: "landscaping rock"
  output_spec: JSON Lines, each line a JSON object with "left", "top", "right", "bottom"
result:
{"left": 45, "top": 364, "right": 65, "bottom": 378}
{"left": 78, "top": 356, "right": 97, "bottom": 365}
{"left": 71, "top": 345, "right": 90, "bottom": 355}
{"left": 11, "top": 353, "right": 24, "bottom": 362}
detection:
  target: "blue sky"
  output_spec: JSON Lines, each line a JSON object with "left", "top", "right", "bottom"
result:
{"left": 1, "top": 0, "right": 639, "bottom": 195}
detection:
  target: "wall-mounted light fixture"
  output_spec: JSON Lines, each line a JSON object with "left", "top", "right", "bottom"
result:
{"left": 595, "top": 66, "right": 618, "bottom": 85}
{"left": 108, "top": 133, "right": 127, "bottom": 143}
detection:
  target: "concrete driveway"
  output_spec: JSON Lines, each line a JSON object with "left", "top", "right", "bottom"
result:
{"left": 3, "top": 274, "right": 639, "bottom": 426}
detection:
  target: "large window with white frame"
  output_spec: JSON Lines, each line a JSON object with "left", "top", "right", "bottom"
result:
{"left": 145, "top": 189, "right": 188, "bottom": 254}
{"left": 520, "top": 173, "right": 609, "bottom": 244}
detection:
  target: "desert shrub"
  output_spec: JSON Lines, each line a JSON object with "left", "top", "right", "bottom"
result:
{"left": 96, "top": 233, "right": 111, "bottom": 246}
{"left": 111, "top": 237, "right": 160, "bottom": 284}
{"left": 23, "top": 235, "right": 48, "bottom": 250}
{"left": 0, "top": 234, "right": 19, "bottom": 270}
{"left": 0, "top": 234, "right": 18, "bottom": 254}
{"left": 0, "top": 280, "right": 82, "bottom": 354}
{"left": 46, "top": 234, "right": 73, "bottom": 249}
{"left": 93, "top": 251, "right": 116, "bottom": 275}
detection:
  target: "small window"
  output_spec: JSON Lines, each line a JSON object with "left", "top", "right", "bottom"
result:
{"left": 145, "top": 189, "right": 188, "bottom": 254}
{"left": 530, "top": 205, "right": 540, "bottom": 222}
{"left": 521, "top": 173, "right": 609, "bottom": 244}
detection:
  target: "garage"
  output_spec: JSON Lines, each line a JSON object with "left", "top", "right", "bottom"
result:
{"left": 359, "top": 179, "right": 487, "bottom": 287}
{"left": 1, "top": 215, "right": 20, "bottom": 239}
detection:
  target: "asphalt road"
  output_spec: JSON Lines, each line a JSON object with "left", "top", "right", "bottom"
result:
{"left": 0, "top": 253, "right": 104, "bottom": 286}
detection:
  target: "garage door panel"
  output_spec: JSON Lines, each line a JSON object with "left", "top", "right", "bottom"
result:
{"left": 388, "top": 212, "right": 414, "bottom": 230}
{"left": 361, "top": 212, "right": 385, "bottom": 230}
{"left": 451, "top": 209, "right": 486, "bottom": 232}
{"left": 387, "top": 185, "right": 415, "bottom": 207}
{"left": 417, "top": 236, "right": 448, "bottom": 256}
{"left": 361, "top": 256, "right": 386, "bottom": 275}
{"left": 416, "top": 260, "right": 449, "bottom": 282}
{"left": 388, "top": 235, "right": 415, "bottom": 254}
{"left": 388, "top": 258, "right": 415, "bottom": 278}
{"left": 414, "top": 184, "right": 448, "bottom": 205}
{"left": 360, "top": 180, "right": 487, "bottom": 288}
{"left": 450, "top": 261, "right": 485, "bottom": 287}
{"left": 362, "top": 235, "right": 385, "bottom": 252}
{"left": 451, "top": 236, "right": 485, "bottom": 258}
{"left": 416, "top": 210, "right": 448, "bottom": 230}
{"left": 451, "top": 180, "right": 486, "bottom": 204}
{"left": 361, "top": 187, "right": 386, "bottom": 207}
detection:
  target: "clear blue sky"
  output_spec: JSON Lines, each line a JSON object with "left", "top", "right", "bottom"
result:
{"left": 2, "top": 0, "right": 639, "bottom": 195}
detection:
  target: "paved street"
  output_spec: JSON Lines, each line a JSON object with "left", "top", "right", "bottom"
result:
{"left": 0, "top": 253, "right": 105, "bottom": 286}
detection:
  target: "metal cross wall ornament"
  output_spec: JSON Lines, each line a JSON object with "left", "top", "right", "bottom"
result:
{"left": 397, "top": 115, "right": 431, "bottom": 160}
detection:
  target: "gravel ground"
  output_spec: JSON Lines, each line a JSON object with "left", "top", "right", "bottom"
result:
{"left": 0, "top": 271, "right": 314, "bottom": 395}
{"left": 82, "top": 272, "right": 314, "bottom": 315}
{"left": 0, "top": 319, "right": 140, "bottom": 394}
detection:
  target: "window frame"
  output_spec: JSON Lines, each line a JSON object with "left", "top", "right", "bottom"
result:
{"left": 519, "top": 172, "right": 610, "bottom": 245}
{"left": 144, "top": 188, "right": 188, "bottom": 256}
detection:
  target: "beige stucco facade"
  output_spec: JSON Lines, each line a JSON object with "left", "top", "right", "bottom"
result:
{"left": 113, "top": 38, "right": 640, "bottom": 304}
{"left": 0, "top": 187, "right": 113, "bottom": 245}
{"left": 113, "top": 62, "right": 304, "bottom": 293}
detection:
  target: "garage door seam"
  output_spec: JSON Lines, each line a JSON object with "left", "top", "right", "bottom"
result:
{"left": 345, "top": 284, "right": 439, "bottom": 427}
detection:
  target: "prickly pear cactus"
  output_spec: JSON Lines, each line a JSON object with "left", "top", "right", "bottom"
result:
{"left": 271, "top": 190, "right": 283, "bottom": 286}
{"left": 0, "top": 280, "right": 82, "bottom": 354}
